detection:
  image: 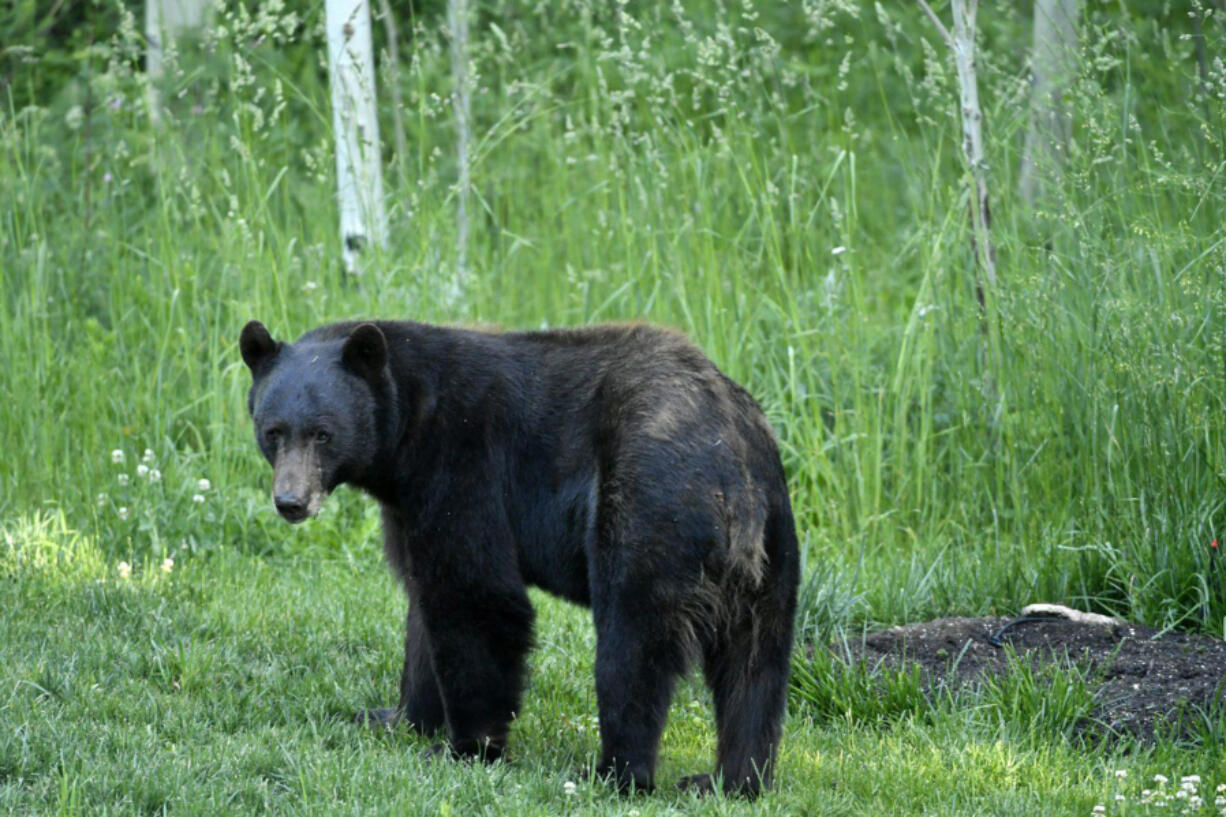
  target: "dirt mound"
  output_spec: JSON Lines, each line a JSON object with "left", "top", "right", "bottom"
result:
{"left": 841, "top": 615, "right": 1226, "bottom": 742}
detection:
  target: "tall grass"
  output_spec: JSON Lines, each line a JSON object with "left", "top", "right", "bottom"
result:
{"left": 0, "top": 0, "right": 1223, "bottom": 632}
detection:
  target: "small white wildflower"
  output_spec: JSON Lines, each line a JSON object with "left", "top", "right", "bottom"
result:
{"left": 1156, "top": 775, "right": 1169, "bottom": 785}
{"left": 1175, "top": 789, "right": 1188, "bottom": 800}
{"left": 1091, "top": 805, "right": 1106, "bottom": 815}
{"left": 563, "top": 780, "right": 577, "bottom": 796}
{"left": 96, "top": 493, "right": 107, "bottom": 507}
{"left": 136, "top": 464, "right": 149, "bottom": 478}
{"left": 142, "top": 448, "right": 155, "bottom": 463}
{"left": 192, "top": 494, "right": 204, "bottom": 504}
{"left": 161, "top": 557, "right": 174, "bottom": 574}
{"left": 831, "top": 245, "right": 847, "bottom": 256}
{"left": 111, "top": 449, "right": 125, "bottom": 464}
{"left": 1115, "top": 769, "right": 1128, "bottom": 779}
{"left": 1114, "top": 793, "right": 1125, "bottom": 802}
{"left": 1182, "top": 776, "right": 1202, "bottom": 787}
{"left": 117, "top": 506, "right": 129, "bottom": 520}
{"left": 148, "top": 469, "right": 162, "bottom": 483}
{"left": 197, "top": 478, "right": 211, "bottom": 492}
{"left": 303, "top": 280, "right": 318, "bottom": 293}
{"left": 628, "top": 811, "right": 640, "bottom": 817}
{"left": 117, "top": 473, "right": 130, "bottom": 486}
{"left": 1218, "top": 783, "right": 1226, "bottom": 793}
{"left": 117, "top": 561, "right": 132, "bottom": 579}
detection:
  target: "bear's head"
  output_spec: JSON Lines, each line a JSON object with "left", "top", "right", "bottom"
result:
{"left": 239, "top": 320, "right": 395, "bottom": 523}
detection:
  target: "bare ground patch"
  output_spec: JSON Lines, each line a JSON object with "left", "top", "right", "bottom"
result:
{"left": 832, "top": 615, "right": 1226, "bottom": 742}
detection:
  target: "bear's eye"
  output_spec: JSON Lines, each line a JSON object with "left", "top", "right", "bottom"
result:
{"left": 314, "top": 430, "right": 331, "bottom": 444}
{"left": 264, "top": 428, "right": 283, "bottom": 445}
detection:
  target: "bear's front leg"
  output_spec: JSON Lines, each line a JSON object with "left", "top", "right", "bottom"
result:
{"left": 419, "top": 581, "right": 536, "bottom": 761}
{"left": 397, "top": 592, "right": 446, "bottom": 733}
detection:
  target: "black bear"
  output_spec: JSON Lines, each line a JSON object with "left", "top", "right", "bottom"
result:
{"left": 239, "top": 319, "right": 799, "bottom": 796}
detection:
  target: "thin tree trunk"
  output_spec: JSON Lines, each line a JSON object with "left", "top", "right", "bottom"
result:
{"left": 326, "top": 0, "right": 387, "bottom": 275}
{"left": 1019, "top": 0, "right": 1081, "bottom": 207}
{"left": 949, "top": 0, "right": 996, "bottom": 296}
{"left": 447, "top": 0, "right": 472, "bottom": 302}
{"left": 917, "top": 0, "right": 1000, "bottom": 416}
{"left": 917, "top": 0, "right": 997, "bottom": 299}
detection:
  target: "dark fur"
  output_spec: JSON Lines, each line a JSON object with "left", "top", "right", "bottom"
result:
{"left": 239, "top": 319, "right": 800, "bottom": 796}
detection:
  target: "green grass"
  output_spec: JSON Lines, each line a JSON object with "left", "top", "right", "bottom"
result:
{"left": 4, "top": 512, "right": 1226, "bottom": 815}
{"left": 2, "top": 0, "right": 1226, "bottom": 812}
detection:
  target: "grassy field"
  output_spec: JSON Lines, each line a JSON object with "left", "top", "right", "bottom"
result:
{"left": 2, "top": 0, "right": 1226, "bottom": 813}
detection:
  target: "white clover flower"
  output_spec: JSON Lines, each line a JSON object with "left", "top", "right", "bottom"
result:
{"left": 1217, "top": 783, "right": 1225, "bottom": 793}
{"left": 1156, "top": 775, "right": 1169, "bottom": 785}
{"left": 96, "top": 493, "right": 107, "bottom": 507}
{"left": 111, "top": 449, "right": 125, "bottom": 464}
{"left": 117, "top": 473, "right": 130, "bottom": 486}
{"left": 192, "top": 494, "right": 204, "bottom": 504}
{"left": 303, "top": 281, "right": 318, "bottom": 293}
{"left": 831, "top": 246, "right": 847, "bottom": 256}
{"left": 1091, "top": 805, "right": 1105, "bottom": 815}
{"left": 117, "top": 561, "right": 132, "bottom": 579}
{"left": 563, "top": 781, "right": 577, "bottom": 796}
{"left": 117, "top": 506, "right": 129, "bottom": 520}
{"left": 136, "top": 464, "right": 149, "bottom": 478}
{"left": 1182, "top": 776, "right": 1201, "bottom": 787}
{"left": 161, "top": 557, "right": 174, "bottom": 574}
{"left": 148, "top": 469, "right": 162, "bottom": 483}
{"left": 1114, "top": 769, "right": 1128, "bottom": 779}
{"left": 1113, "top": 793, "right": 1125, "bottom": 802}
{"left": 197, "top": 478, "right": 211, "bottom": 492}
{"left": 142, "top": 448, "right": 155, "bottom": 463}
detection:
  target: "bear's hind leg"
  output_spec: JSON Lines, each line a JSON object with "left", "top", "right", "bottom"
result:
{"left": 681, "top": 600, "right": 793, "bottom": 798}
{"left": 591, "top": 598, "right": 688, "bottom": 793}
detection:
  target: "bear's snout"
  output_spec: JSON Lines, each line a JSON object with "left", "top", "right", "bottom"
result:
{"left": 272, "top": 445, "right": 325, "bottom": 523}
{"left": 274, "top": 492, "right": 311, "bottom": 523}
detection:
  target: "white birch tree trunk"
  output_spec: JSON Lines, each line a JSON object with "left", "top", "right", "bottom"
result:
{"left": 917, "top": 0, "right": 1000, "bottom": 412}
{"left": 948, "top": 0, "right": 996, "bottom": 292}
{"left": 145, "top": 0, "right": 213, "bottom": 122}
{"left": 1019, "top": 0, "right": 1082, "bottom": 207}
{"left": 917, "top": 0, "right": 997, "bottom": 295}
{"left": 447, "top": 0, "right": 472, "bottom": 302}
{"left": 326, "top": 0, "right": 387, "bottom": 275}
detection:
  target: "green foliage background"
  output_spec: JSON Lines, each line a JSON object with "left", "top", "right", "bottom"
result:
{"left": 2, "top": 0, "right": 1224, "bottom": 628}
{"left": 3, "top": 2, "right": 1226, "bottom": 813}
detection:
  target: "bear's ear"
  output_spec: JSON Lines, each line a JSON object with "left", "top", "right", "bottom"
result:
{"left": 341, "top": 322, "right": 388, "bottom": 381}
{"left": 240, "top": 320, "right": 280, "bottom": 372}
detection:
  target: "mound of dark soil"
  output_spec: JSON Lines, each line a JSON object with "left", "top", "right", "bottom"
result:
{"left": 839, "top": 616, "right": 1226, "bottom": 742}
